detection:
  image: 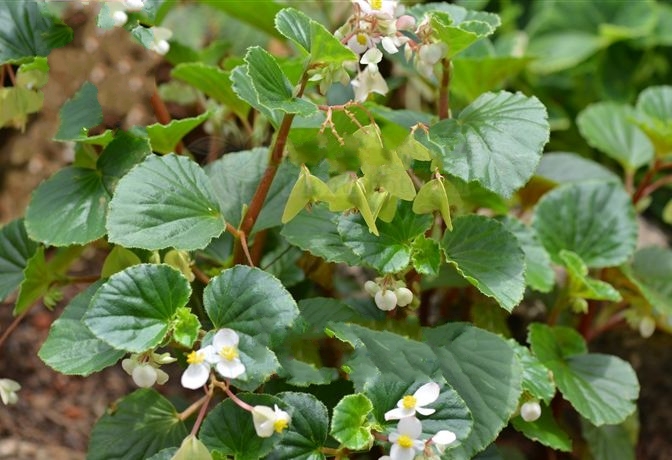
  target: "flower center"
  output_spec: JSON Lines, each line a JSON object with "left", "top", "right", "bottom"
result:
{"left": 219, "top": 346, "right": 239, "bottom": 361}
{"left": 402, "top": 395, "right": 417, "bottom": 409}
{"left": 397, "top": 435, "right": 414, "bottom": 448}
{"left": 273, "top": 418, "right": 289, "bottom": 433}
{"left": 356, "top": 33, "right": 368, "bottom": 46}
{"left": 370, "top": 0, "right": 383, "bottom": 10}
{"left": 186, "top": 350, "right": 205, "bottom": 365}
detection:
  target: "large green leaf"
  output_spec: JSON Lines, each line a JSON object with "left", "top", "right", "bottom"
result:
{"left": 200, "top": 394, "right": 283, "bottom": 460}
{"left": 270, "top": 392, "right": 329, "bottom": 460}
{"left": 576, "top": 102, "right": 653, "bottom": 172}
{"left": 337, "top": 202, "right": 432, "bottom": 274}
{"left": 635, "top": 85, "right": 672, "bottom": 157}
{"left": 423, "top": 91, "right": 549, "bottom": 198}
{"left": 107, "top": 154, "right": 225, "bottom": 251}
{"left": 203, "top": 266, "right": 299, "bottom": 389}
{"left": 423, "top": 323, "right": 522, "bottom": 459}
{"left": 38, "top": 281, "right": 124, "bottom": 376}
{"left": 0, "top": 0, "right": 72, "bottom": 65}
{"left": 84, "top": 264, "right": 191, "bottom": 352}
{"left": 281, "top": 204, "right": 361, "bottom": 266}
{"left": 0, "top": 219, "right": 38, "bottom": 301}
{"left": 534, "top": 152, "right": 620, "bottom": 185}
{"left": 622, "top": 246, "right": 672, "bottom": 316}
{"left": 452, "top": 56, "right": 531, "bottom": 101}
{"left": 146, "top": 111, "right": 210, "bottom": 154}
{"left": 88, "top": 389, "right": 187, "bottom": 460}
{"left": 53, "top": 82, "right": 102, "bottom": 142}
{"left": 330, "top": 394, "right": 373, "bottom": 450}
{"left": 580, "top": 418, "right": 635, "bottom": 460}
{"left": 532, "top": 182, "right": 637, "bottom": 268}
{"left": 528, "top": 325, "right": 639, "bottom": 426}
{"left": 442, "top": 215, "right": 526, "bottom": 312}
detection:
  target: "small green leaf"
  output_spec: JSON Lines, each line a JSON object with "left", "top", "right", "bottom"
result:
{"left": 508, "top": 340, "right": 555, "bottom": 404}
{"left": 172, "top": 306, "right": 200, "bottom": 349}
{"left": 0, "top": 0, "right": 73, "bottom": 65}
{"left": 560, "top": 250, "right": 622, "bottom": 304}
{"left": 38, "top": 281, "right": 124, "bottom": 376}
{"left": 54, "top": 81, "right": 102, "bottom": 141}
{"left": 146, "top": 112, "right": 210, "bottom": 154}
{"left": 277, "top": 354, "right": 338, "bottom": 387}
{"left": 88, "top": 389, "right": 187, "bottom": 460}
{"left": 577, "top": 102, "right": 653, "bottom": 172}
{"left": 84, "top": 264, "right": 191, "bottom": 352}
{"left": 511, "top": 405, "right": 572, "bottom": 452}
{"left": 338, "top": 202, "right": 433, "bottom": 273}
{"left": 622, "top": 246, "right": 672, "bottom": 316}
{"left": 0, "top": 219, "right": 38, "bottom": 302}
{"left": 14, "top": 247, "right": 53, "bottom": 315}
{"left": 107, "top": 154, "right": 225, "bottom": 251}
{"left": 97, "top": 131, "right": 152, "bottom": 193}
{"left": 274, "top": 392, "right": 330, "bottom": 460}
{"left": 101, "top": 246, "right": 142, "bottom": 278}
{"left": 231, "top": 64, "right": 282, "bottom": 127}
{"left": 422, "top": 91, "right": 549, "bottom": 198}
{"left": 413, "top": 177, "right": 453, "bottom": 230}
{"left": 200, "top": 394, "right": 283, "bottom": 460}
{"left": 442, "top": 215, "right": 525, "bottom": 312}
{"left": 25, "top": 167, "right": 110, "bottom": 246}
{"left": 635, "top": 85, "right": 672, "bottom": 157}
{"left": 411, "top": 235, "right": 442, "bottom": 276}
{"left": 172, "top": 435, "right": 213, "bottom": 460}
{"left": 532, "top": 182, "right": 637, "bottom": 268}
{"left": 330, "top": 394, "right": 373, "bottom": 450}
{"left": 0, "top": 87, "right": 44, "bottom": 130}
{"left": 16, "top": 57, "right": 49, "bottom": 90}
{"left": 429, "top": 10, "right": 498, "bottom": 59}
{"left": 529, "top": 324, "right": 639, "bottom": 426}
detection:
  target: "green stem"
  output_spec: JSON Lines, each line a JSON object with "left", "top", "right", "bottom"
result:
{"left": 438, "top": 58, "right": 452, "bottom": 120}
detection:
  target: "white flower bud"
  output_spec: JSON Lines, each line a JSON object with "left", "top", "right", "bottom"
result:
{"left": 364, "top": 280, "right": 381, "bottom": 296}
{"left": 132, "top": 363, "right": 158, "bottom": 388}
{"left": 111, "top": 10, "right": 128, "bottom": 27}
{"left": 639, "top": 316, "right": 656, "bottom": 338}
{"left": 520, "top": 401, "right": 542, "bottom": 422}
{"left": 375, "top": 289, "right": 397, "bottom": 311}
{"left": 0, "top": 379, "right": 21, "bottom": 405}
{"left": 124, "top": 0, "right": 145, "bottom": 11}
{"left": 395, "top": 287, "right": 413, "bottom": 307}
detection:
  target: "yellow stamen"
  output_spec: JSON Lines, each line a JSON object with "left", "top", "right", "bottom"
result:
{"left": 402, "top": 395, "right": 417, "bottom": 409}
{"left": 186, "top": 350, "right": 204, "bottom": 365}
{"left": 356, "top": 33, "right": 368, "bottom": 46}
{"left": 371, "top": 0, "right": 383, "bottom": 10}
{"left": 274, "top": 418, "right": 289, "bottom": 433}
{"left": 397, "top": 435, "right": 413, "bottom": 448}
{"left": 219, "top": 346, "right": 239, "bottom": 361}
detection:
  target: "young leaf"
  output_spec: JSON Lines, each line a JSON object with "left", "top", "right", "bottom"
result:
{"left": 38, "top": 281, "right": 125, "bottom": 376}
{"left": 101, "top": 246, "right": 142, "bottom": 278}
{"left": 429, "top": 10, "right": 498, "bottom": 59}
{"left": 88, "top": 389, "right": 187, "bottom": 460}
{"left": 442, "top": 215, "right": 526, "bottom": 312}
{"left": 422, "top": 91, "right": 549, "bottom": 198}
{"left": 172, "top": 306, "right": 201, "bottom": 349}
{"left": 635, "top": 85, "right": 672, "bottom": 156}
{"left": 411, "top": 235, "right": 442, "bottom": 276}
{"left": 330, "top": 394, "right": 374, "bottom": 450}
{"left": 84, "top": 264, "right": 191, "bottom": 352}
{"left": 97, "top": 131, "right": 152, "bottom": 193}
{"left": 107, "top": 154, "right": 225, "bottom": 251}
{"left": 14, "top": 247, "right": 54, "bottom": 315}
{"left": 0, "top": 219, "right": 38, "bottom": 302}
{"left": 145, "top": 111, "right": 210, "bottom": 154}
{"left": 53, "top": 81, "right": 102, "bottom": 141}
{"left": 622, "top": 246, "right": 672, "bottom": 316}
{"left": 576, "top": 102, "right": 653, "bottom": 172}
{"left": 508, "top": 340, "right": 555, "bottom": 405}
{"left": 532, "top": 181, "right": 637, "bottom": 268}
{"left": 412, "top": 177, "right": 453, "bottom": 230}
{"left": 560, "top": 250, "right": 622, "bottom": 305}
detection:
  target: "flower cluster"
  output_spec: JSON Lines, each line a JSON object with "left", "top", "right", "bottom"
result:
{"left": 365, "top": 278, "right": 414, "bottom": 311}
{"left": 181, "top": 328, "right": 246, "bottom": 389}
{"left": 381, "top": 382, "right": 457, "bottom": 460}
{"left": 122, "top": 351, "right": 175, "bottom": 388}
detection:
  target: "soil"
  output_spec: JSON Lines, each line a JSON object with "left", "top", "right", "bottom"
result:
{"left": 1, "top": 4, "right": 671, "bottom": 460}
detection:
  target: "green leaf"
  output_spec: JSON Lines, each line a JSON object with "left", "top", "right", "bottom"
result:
{"left": 330, "top": 394, "right": 373, "bottom": 450}
{"left": 172, "top": 63, "right": 249, "bottom": 120}
{"left": 560, "top": 250, "right": 622, "bottom": 303}
{"left": 14, "top": 247, "right": 53, "bottom": 315}
{"left": 442, "top": 215, "right": 525, "bottom": 312}
{"left": 107, "top": 154, "right": 225, "bottom": 251}
{"left": 88, "top": 389, "right": 187, "bottom": 460}
{"left": 528, "top": 324, "right": 639, "bottom": 426}
{"left": 84, "top": 264, "right": 191, "bottom": 352}
{"left": 101, "top": 246, "right": 142, "bottom": 278}
{"left": 53, "top": 82, "right": 102, "bottom": 141}
{"left": 16, "top": 57, "right": 49, "bottom": 90}
{"left": 527, "top": 32, "right": 603, "bottom": 74}
{"left": 411, "top": 235, "right": 442, "bottom": 276}
{"left": 97, "top": 131, "right": 152, "bottom": 193}
{"left": 430, "top": 10, "right": 498, "bottom": 59}
{"left": 201, "top": 0, "right": 284, "bottom": 39}
{"left": 244, "top": 46, "right": 316, "bottom": 116}
{"left": 534, "top": 152, "right": 620, "bottom": 185}
{"left": 580, "top": 418, "right": 635, "bottom": 460}
{"left": 423, "top": 91, "right": 549, "bottom": 198}
{"left": 146, "top": 111, "right": 210, "bottom": 154}
{"left": 203, "top": 266, "right": 299, "bottom": 389}
{"left": 38, "top": 281, "right": 124, "bottom": 376}
{"left": 277, "top": 354, "right": 338, "bottom": 387}
{"left": 275, "top": 8, "right": 356, "bottom": 65}
{"left": 423, "top": 323, "right": 523, "bottom": 459}
{"left": 412, "top": 177, "right": 453, "bottom": 230}
{"left": 231, "top": 65, "right": 282, "bottom": 127}
{"left": 298, "top": 298, "right": 361, "bottom": 335}
{"left": 172, "top": 435, "right": 212, "bottom": 460}
{"left": 0, "top": 0, "right": 72, "bottom": 65}
{"left": 635, "top": 85, "right": 672, "bottom": 156}
{"left": 0, "top": 87, "right": 43, "bottom": 130}
{"left": 0, "top": 219, "right": 38, "bottom": 301}
{"left": 511, "top": 404, "right": 572, "bottom": 452}
{"left": 622, "top": 246, "right": 672, "bottom": 316}
{"left": 577, "top": 102, "right": 653, "bottom": 171}
{"left": 172, "top": 306, "right": 201, "bottom": 349}
{"left": 532, "top": 182, "right": 637, "bottom": 268}
{"left": 281, "top": 204, "right": 361, "bottom": 266}
{"left": 200, "top": 394, "right": 283, "bottom": 460}
{"left": 451, "top": 56, "right": 531, "bottom": 101}
{"left": 337, "top": 202, "right": 433, "bottom": 274}
{"left": 25, "top": 167, "right": 109, "bottom": 246}
{"left": 272, "top": 392, "right": 329, "bottom": 460}
{"left": 508, "top": 340, "right": 555, "bottom": 404}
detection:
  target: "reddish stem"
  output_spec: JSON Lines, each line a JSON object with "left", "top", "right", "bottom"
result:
{"left": 5, "top": 64, "right": 16, "bottom": 86}
{"left": 150, "top": 90, "right": 184, "bottom": 154}
{"left": 221, "top": 380, "right": 254, "bottom": 412}
{"left": 190, "top": 389, "right": 213, "bottom": 436}
{"left": 0, "top": 310, "right": 29, "bottom": 350}
{"left": 585, "top": 310, "right": 627, "bottom": 342}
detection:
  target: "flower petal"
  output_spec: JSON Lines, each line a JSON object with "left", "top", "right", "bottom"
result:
{"left": 414, "top": 382, "right": 440, "bottom": 406}
{"left": 381, "top": 36, "right": 399, "bottom": 54}
{"left": 155, "top": 368, "right": 170, "bottom": 385}
{"left": 432, "top": 430, "right": 457, "bottom": 446}
{"left": 389, "top": 444, "right": 415, "bottom": 460}
{"left": 415, "top": 406, "right": 436, "bottom": 416}
{"left": 181, "top": 363, "right": 210, "bottom": 389}
{"left": 384, "top": 407, "right": 412, "bottom": 421}
{"left": 213, "top": 328, "right": 239, "bottom": 348}
{"left": 252, "top": 405, "right": 276, "bottom": 438}
{"left": 397, "top": 416, "right": 422, "bottom": 438}
{"left": 216, "top": 359, "right": 246, "bottom": 379}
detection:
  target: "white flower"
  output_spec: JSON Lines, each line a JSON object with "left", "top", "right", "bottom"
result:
{"left": 385, "top": 382, "right": 440, "bottom": 420}
{"left": 353, "top": 0, "right": 398, "bottom": 19}
{"left": 416, "top": 43, "right": 446, "bottom": 78}
{"left": 520, "top": 401, "right": 542, "bottom": 422}
{"left": 375, "top": 289, "right": 398, "bottom": 311}
{"left": 0, "top": 378, "right": 21, "bottom": 405}
{"left": 209, "top": 328, "right": 246, "bottom": 379}
{"left": 252, "top": 404, "right": 291, "bottom": 437}
{"left": 381, "top": 36, "right": 399, "bottom": 54}
{"left": 181, "top": 347, "right": 213, "bottom": 389}
{"left": 388, "top": 417, "right": 425, "bottom": 460}
{"left": 639, "top": 316, "right": 656, "bottom": 338}
{"left": 394, "top": 287, "right": 413, "bottom": 307}
{"left": 123, "top": 0, "right": 145, "bottom": 11}
{"left": 347, "top": 31, "right": 376, "bottom": 55}
{"left": 122, "top": 353, "right": 170, "bottom": 388}
{"left": 149, "top": 27, "right": 172, "bottom": 55}
{"left": 351, "top": 65, "right": 389, "bottom": 102}
{"left": 431, "top": 430, "right": 457, "bottom": 453}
